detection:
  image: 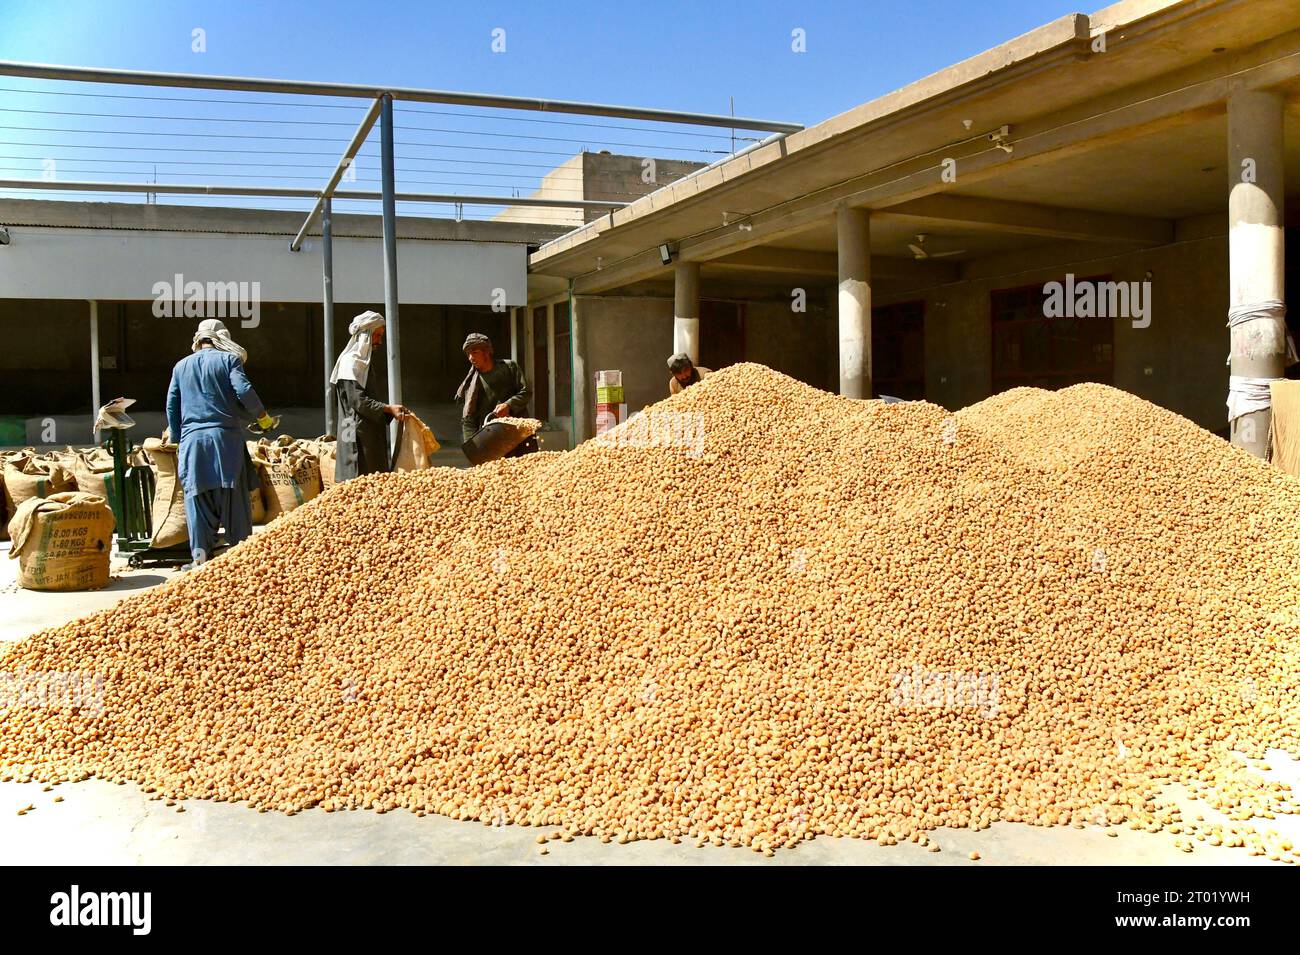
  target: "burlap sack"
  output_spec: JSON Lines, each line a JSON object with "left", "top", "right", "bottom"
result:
{"left": 245, "top": 440, "right": 268, "bottom": 523}
{"left": 250, "top": 441, "right": 321, "bottom": 522}
{"left": 143, "top": 437, "right": 188, "bottom": 549}
{"left": 392, "top": 413, "right": 440, "bottom": 471}
{"left": 3, "top": 451, "right": 60, "bottom": 541}
{"left": 249, "top": 483, "right": 266, "bottom": 525}
{"left": 2, "top": 451, "right": 36, "bottom": 540}
{"left": 312, "top": 435, "right": 338, "bottom": 490}
{"left": 8, "top": 491, "right": 115, "bottom": 591}
{"left": 49, "top": 448, "right": 81, "bottom": 471}
{"left": 1270, "top": 381, "right": 1300, "bottom": 477}
{"left": 72, "top": 447, "right": 117, "bottom": 502}
{"left": 1, "top": 448, "right": 35, "bottom": 468}
{"left": 3, "top": 459, "right": 75, "bottom": 517}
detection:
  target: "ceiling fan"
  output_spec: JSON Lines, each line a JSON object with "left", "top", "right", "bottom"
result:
{"left": 907, "top": 233, "right": 966, "bottom": 260}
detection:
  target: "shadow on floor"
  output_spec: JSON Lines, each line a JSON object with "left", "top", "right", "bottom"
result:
{"left": 105, "top": 573, "right": 169, "bottom": 591}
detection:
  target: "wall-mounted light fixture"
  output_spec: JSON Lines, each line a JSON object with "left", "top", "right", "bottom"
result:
{"left": 987, "top": 124, "right": 1013, "bottom": 154}
{"left": 658, "top": 242, "right": 675, "bottom": 265}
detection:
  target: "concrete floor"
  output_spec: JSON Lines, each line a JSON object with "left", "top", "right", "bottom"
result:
{"left": 2, "top": 542, "right": 1296, "bottom": 866}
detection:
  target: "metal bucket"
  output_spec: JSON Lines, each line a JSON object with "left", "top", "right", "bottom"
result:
{"left": 461, "top": 419, "right": 536, "bottom": 465}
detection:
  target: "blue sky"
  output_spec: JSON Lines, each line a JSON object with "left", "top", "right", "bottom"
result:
{"left": 0, "top": 0, "right": 1081, "bottom": 217}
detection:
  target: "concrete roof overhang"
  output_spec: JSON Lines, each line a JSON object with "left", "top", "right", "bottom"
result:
{"left": 528, "top": 0, "right": 1300, "bottom": 298}
{"left": 0, "top": 197, "right": 568, "bottom": 246}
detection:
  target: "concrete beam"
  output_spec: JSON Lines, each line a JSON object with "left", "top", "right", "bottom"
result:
{"left": 881, "top": 194, "right": 1174, "bottom": 244}
{"left": 571, "top": 244, "right": 961, "bottom": 295}
{"left": 710, "top": 246, "right": 959, "bottom": 283}
{"left": 0, "top": 197, "right": 568, "bottom": 245}
{"left": 531, "top": 13, "right": 1090, "bottom": 266}
{"left": 713, "top": 247, "right": 839, "bottom": 275}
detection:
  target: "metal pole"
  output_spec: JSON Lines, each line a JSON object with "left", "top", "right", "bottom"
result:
{"left": 0, "top": 60, "right": 804, "bottom": 134}
{"left": 89, "top": 299, "right": 100, "bottom": 437}
{"left": 321, "top": 197, "right": 336, "bottom": 437}
{"left": 380, "top": 94, "right": 402, "bottom": 447}
{"left": 290, "top": 96, "right": 383, "bottom": 251}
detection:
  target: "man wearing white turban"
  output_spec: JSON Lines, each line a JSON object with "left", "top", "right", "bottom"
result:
{"left": 166, "top": 319, "right": 274, "bottom": 568}
{"left": 330, "top": 310, "right": 408, "bottom": 481}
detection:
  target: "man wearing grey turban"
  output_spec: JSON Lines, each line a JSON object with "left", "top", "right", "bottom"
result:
{"left": 454, "top": 332, "right": 531, "bottom": 443}
{"left": 330, "top": 310, "right": 409, "bottom": 481}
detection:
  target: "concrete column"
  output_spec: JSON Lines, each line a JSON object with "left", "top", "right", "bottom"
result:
{"left": 1227, "top": 89, "right": 1285, "bottom": 457}
{"left": 509, "top": 307, "right": 518, "bottom": 362}
{"left": 89, "top": 299, "right": 100, "bottom": 437}
{"left": 837, "top": 206, "right": 872, "bottom": 398}
{"left": 546, "top": 303, "right": 557, "bottom": 421}
{"left": 570, "top": 291, "right": 591, "bottom": 446}
{"left": 523, "top": 308, "right": 536, "bottom": 417}
{"left": 673, "top": 262, "right": 701, "bottom": 361}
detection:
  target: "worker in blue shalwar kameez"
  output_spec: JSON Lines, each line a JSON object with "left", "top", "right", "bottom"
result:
{"left": 165, "top": 319, "right": 275, "bottom": 569}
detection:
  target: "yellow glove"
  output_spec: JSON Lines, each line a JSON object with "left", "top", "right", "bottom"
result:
{"left": 256, "top": 412, "right": 275, "bottom": 432}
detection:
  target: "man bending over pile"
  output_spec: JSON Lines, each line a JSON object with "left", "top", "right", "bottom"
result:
{"left": 455, "top": 332, "right": 531, "bottom": 443}
{"left": 667, "top": 352, "right": 711, "bottom": 395}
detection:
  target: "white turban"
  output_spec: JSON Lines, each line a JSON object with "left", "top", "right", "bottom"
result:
{"left": 329, "top": 311, "right": 386, "bottom": 387}
{"left": 192, "top": 319, "right": 248, "bottom": 365}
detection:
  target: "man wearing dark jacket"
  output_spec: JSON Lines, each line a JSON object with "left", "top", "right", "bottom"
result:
{"left": 330, "top": 311, "right": 408, "bottom": 481}
{"left": 455, "top": 332, "right": 531, "bottom": 442}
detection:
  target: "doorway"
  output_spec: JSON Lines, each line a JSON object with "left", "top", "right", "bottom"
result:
{"left": 532, "top": 305, "right": 549, "bottom": 421}
{"left": 699, "top": 300, "right": 745, "bottom": 371}
{"left": 872, "top": 300, "right": 925, "bottom": 400}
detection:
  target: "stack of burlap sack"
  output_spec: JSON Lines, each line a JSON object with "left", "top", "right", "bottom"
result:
{"left": 139, "top": 433, "right": 340, "bottom": 549}
{"left": 2, "top": 446, "right": 118, "bottom": 590}
{"left": 247, "top": 435, "right": 328, "bottom": 524}
{"left": 1, "top": 446, "right": 118, "bottom": 543}
{"left": 2, "top": 423, "right": 426, "bottom": 582}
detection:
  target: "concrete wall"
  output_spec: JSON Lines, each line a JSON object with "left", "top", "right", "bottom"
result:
{"left": 564, "top": 222, "right": 1235, "bottom": 443}
{"left": 580, "top": 153, "right": 707, "bottom": 223}
{"left": 0, "top": 299, "right": 509, "bottom": 444}
{"left": 495, "top": 156, "right": 586, "bottom": 228}
{"left": 496, "top": 152, "right": 707, "bottom": 227}
{"left": 576, "top": 295, "right": 675, "bottom": 422}
{"left": 0, "top": 227, "right": 527, "bottom": 305}
{"left": 743, "top": 298, "right": 837, "bottom": 392}
{"left": 571, "top": 292, "right": 836, "bottom": 441}
{"left": 874, "top": 223, "right": 1232, "bottom": 433}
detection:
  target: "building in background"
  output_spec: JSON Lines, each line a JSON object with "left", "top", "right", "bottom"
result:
{"left": 0, "top": 199, "right": 562, "bottom": 449}
{"left": 4, "top": 0, "right": 1298, "bottom": 459}
{"left": 494, "top": 151, "right": 706, "bottom": 228}
{"left": 520, "top": 0, "right": 1300, "bottom": 454}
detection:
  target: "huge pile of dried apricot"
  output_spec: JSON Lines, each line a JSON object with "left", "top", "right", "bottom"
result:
{"left": 3, "top": 364, "right": 1298, "bottom": 857}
